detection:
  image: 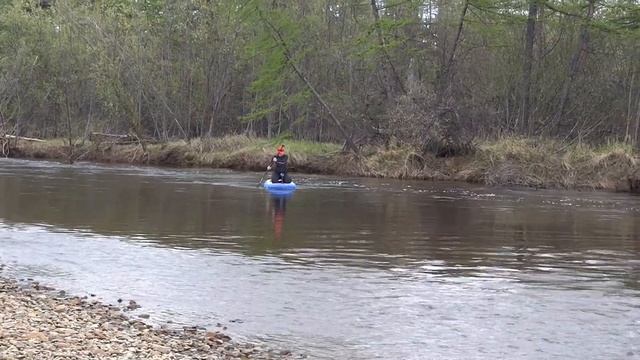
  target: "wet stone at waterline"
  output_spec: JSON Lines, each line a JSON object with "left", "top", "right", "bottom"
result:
{"left": 0, "top": 278, "right": 289, "bottom": 359}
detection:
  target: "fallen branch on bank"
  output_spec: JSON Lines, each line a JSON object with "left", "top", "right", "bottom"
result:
{"left": 89, "top": 132, "right": 157, "bottom": 146}
{"left": 89, "top": 132, "right": 136, "bottom": 144}
{"left": 2, "top": 134, "right": 45, "bottom": 142}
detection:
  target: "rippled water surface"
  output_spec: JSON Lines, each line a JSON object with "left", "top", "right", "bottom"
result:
{"left": 1, "top": 158, "right": 639, "bottom": 359}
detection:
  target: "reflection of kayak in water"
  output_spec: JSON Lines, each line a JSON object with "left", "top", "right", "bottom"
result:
{"left": 270, "top": 195, "right": 287, "bottom": 241}
{"left": 263, "top": 180, "right": 297, "bottom": 194}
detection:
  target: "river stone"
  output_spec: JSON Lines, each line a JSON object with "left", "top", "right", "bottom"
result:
{"left": 24, "top": 331, "right": 48, "bottom": 342}
{"left": 0, "top": 276, "right": 294, "bottom": 359}
{"left": 151, "top": 344, "right": 171, "bottom": 354}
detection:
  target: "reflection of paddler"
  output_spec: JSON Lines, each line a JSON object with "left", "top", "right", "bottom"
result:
{"left": 271, "top": 195, "right": 287, "bottom": 241}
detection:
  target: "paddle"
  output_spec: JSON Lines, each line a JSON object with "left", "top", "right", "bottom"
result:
{"left": 257, "top": 159, "right": 273, "bottom": 187}
{"left": 257, "top": 169, "right": 269, "bottom": 187}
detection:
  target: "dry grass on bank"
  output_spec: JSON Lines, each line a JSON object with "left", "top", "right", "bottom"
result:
{"left": 8, "top": 135, "right": 640, "bottom": 192}
{"left": 11, "top": 135, "right": 343, "bottom": 173}
{"left": 470, "top": 138, "right": 639, "bottom": 191}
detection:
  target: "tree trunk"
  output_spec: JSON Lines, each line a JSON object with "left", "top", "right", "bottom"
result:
{"left": 625, "top": 72, "right": 635, "bottom": 143}
{"left": 430, "top": 0, "right": 469, "bottom": 155}
{"left": 634, "top": 94, "right": 640, "bottom": 147}
{"left": 261, "top": 13, "right": 359, "bottom": 154}
{"left": 553, "top": 0, "right": 596, "bottom": 132}
{"left": 521, "top": 0, "right": 538, "bottom": 135}
{"left": 437, "top": 0, "right": 469, "bottom": 103}
{"left": 369, "top": 0, "right": 406, "bottom": 96}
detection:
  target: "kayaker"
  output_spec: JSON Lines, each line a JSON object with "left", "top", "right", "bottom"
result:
{"left": 267, "top": 144, "right": 291, "bottom": 183}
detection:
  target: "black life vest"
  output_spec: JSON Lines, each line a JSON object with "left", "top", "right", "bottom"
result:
{"left": 274, "top": 154, "right": 288, "bottom": 173}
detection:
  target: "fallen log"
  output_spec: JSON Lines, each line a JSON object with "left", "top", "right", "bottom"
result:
{"left": 89, "top": 132, "right": 139, "bottom": 145}
{"left": 89, "top": 132, "right": 131, "bottom": 140}
{"left": 2, "top": 134, "right": 45, "bottom": 142}
{"left": 89, "top": 132, "right": 159, "bottom": 145}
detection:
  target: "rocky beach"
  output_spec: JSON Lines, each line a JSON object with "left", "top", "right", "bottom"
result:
{"left": 0, "top": 274, "right": 291, "bottom": 360}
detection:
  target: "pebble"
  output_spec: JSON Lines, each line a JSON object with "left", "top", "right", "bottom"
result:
{"left": 0, "top": 276, "right": 293, "bottom": 359}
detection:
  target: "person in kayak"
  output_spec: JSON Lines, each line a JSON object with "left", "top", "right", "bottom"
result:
{"left": 267, "top": 144, "right": 291, "bottom": 183}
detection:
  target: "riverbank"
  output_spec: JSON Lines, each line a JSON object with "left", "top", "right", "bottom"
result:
{"left": 8, "top": 135, "right": 640, "bottom": 192}
{"left": 0, "top": 274, "right": 290, "bottom": 359}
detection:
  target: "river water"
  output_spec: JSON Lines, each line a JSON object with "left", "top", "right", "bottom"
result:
{"left": 0, "top": 158, "right": 639, "bottom": 359}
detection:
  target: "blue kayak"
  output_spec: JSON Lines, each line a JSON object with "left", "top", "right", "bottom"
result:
{"left": 263, "top": 180, "right": 297, "bottom": 194}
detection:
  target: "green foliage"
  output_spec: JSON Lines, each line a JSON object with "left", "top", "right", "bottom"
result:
{"left": 0, "top": 0, "right": 638, "bottom": 146}
{"left": 238, "top": 1, "right": 318, "bottom": 132}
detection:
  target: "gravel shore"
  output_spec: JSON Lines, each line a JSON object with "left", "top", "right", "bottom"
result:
{"left": 0, "top": 276, "right": 293, "bottom": 360}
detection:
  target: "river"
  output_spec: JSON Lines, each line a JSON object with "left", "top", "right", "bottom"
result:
{"left": 0, "top": 158, "right": 639, "bottom": 359}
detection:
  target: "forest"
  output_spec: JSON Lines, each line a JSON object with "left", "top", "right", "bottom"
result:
{"left": 0, "top": 0, "right": 638, "bottom": 149}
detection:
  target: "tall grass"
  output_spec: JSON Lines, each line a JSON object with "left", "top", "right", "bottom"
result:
{"left": 9, "top": 135, "right": 640, "bottom": 192}
{"left": 474, "top": 137, "right": 638, "bottom": 190}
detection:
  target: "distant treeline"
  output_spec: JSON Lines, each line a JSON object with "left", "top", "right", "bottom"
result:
{"left": 0, "top": 0, "right": 639, "bottom": 153}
